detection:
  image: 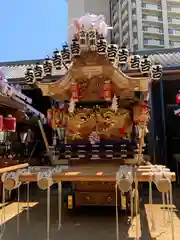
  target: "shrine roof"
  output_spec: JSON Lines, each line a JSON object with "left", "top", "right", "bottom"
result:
{"left": 1, "top": 47, "right": 180, "bottom": 80}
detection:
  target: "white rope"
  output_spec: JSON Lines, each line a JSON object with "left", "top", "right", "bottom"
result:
{"left": 150, "top": 166, "right": 176, "bottom": 239}
{"left": 130, "top": 187, "right": 134, "bottom": 228}
{"left": 17, "top": 187, "right": 20, "bottom": 236}
{"left": 116, "top": 166, "right": 134, "bottom": 238}
{"left": 134, "top": 178, "right": 139, "bottom": 240}
{"left": 58, "top": 182, "right": 62, "bottom": 231}
{"left": 169, "top": 182, "right": 175, "bottom": 240}
{"left": 0, "top": 186, "right": 6, "bottom": 239}
{"left": 115, "top": 183, "right": 119, "bottom": 240}
{"left": 47, "top": 186, "right": 51, "bottom": 240}
{"left": 148, "top": 180, "right": 156, "bottom": 232}
{"left": 162, "top": 192, "right": 166, "bottom": 226}
{"left": 166, "top": 192, "right": 170, "bottom": 220}
{"left": 26, "top": 182, "right": 30, "bottom": 225}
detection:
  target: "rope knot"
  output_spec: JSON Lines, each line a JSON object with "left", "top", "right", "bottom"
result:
{"left": 116, "top": 166, "right": 134, "bottom": 192}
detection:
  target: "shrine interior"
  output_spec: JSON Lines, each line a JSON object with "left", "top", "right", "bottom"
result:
{"left": 151, "top": 78, "right": 180, "bottom": 171}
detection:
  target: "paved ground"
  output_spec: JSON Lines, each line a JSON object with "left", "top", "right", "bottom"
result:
{"left": 0, "top": 184, "right": 180, "bottom": 240}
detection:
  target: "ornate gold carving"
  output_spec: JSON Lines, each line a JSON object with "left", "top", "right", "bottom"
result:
{"left": 73, "top": 51, "right": 109, "bottom": 68}
{"left": 67, "top": 108, "right": 96, "bottom": 140}
{"left": 96, "top": 108, "right": 132, "bottom": 140}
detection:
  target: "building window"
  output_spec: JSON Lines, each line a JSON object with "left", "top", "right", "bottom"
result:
{"left": 168, "top": 17, "right": 172, "bottom": 22}
{"left": 158, "top": 16, "right": 163, "bottom": 21}
{"left": 160, "top": 40, "right": 164, "bottom": 45}
{"left": 142, "top": 14, "right": 147, "bottom": 19}
{"left": 133, "top": 44, "right": 138, "bottom": 51}
{"left": 169, "top": 40, "right": 174, "bottom": 46}
{"left": 144, "top": 39, "right": 148, "bottom": 44}
{"left": 157, "top": 4, "right": 161, "bottom": 10}
{"left": 141, "top": 3, "right": 146, "bottom": 8}
{"left": 168, "top": 28, "right": 173, "bottom": 34}
{"left": 143, "top": 26, "right": 148, "bottom": 31}
{"left": 167, "top": 6, "right": 171, "bottom": 11}
{"left": 132, "top": 8, "right": 136, "bottom": 14}
{"left": 133, "top": 32, "right": 138, "bottom": 38}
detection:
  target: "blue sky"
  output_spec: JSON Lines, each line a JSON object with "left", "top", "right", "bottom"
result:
{"left": 0, "top": 0, "right": 67, "bottom": 62}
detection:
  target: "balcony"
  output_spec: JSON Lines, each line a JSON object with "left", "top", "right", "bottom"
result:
{"left": 167, "top": 6, "right": 180, "bottom": 14}
{"left": 169, "top": 41, "right": 180, "bottom": 47}
{"left": 169, "top": 28, "right": 180, "bottom": 35}
{"left": 132, "top": 15, "right": 137, "bottom": 21}
{"left": 141, "top": 3, "right": 162, "bottom": 12}
{"left": 143, "top": 27, "right": 164, "bottom": 36}
{"left": 167, "top": 0, "right": 180, "bottom": 2}
{"left": 144, "top": 39, "right": 164, "bottom": 47}
{"left": 168, "top": 18, "right": 180, "bottom": 26}
{"left": 142, "top": 15, "right": 163, "bottom": 24}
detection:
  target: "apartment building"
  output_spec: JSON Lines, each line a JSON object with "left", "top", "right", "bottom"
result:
{"left": 67, "top": 0, "right": 180, "bottom": 50}
{"left": 110, "top": 0, "right": 180, "bottom": 51}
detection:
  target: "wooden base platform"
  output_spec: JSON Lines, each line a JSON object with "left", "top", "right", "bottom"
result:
{"left": 18, "top": 164, "right": 176, "bottom": 183}
{"left": 0, "top": 163, "right": 29, "bottom": 175}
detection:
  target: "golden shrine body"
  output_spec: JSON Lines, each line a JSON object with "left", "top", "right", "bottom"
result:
{"left": 37, "top": 35, "right": 151, "bottom": 145}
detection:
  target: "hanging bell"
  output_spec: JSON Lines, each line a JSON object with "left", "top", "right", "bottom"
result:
{"left": 128, "top": 55, "right": 140, "bottom": 70}
{"left": 150, "top": 62, "right": 163, "bottom": 80}
{"left": 118, "top": 45, "right": 129, "bottom": 64}
{"left": 43, "top": 57, "right": 53, "bottom": 76}
{"left": 107, "top": 44, "right": 118, "bottom": 63}
{"left": 140, "top": 55, "right": 151, "bottom": 74}
{"left": 53, "top": 50, "right": 62, "bottom": 70}
{"left": 3, "top": 114, "right": 16, "bottom": 132}
{"left": 25, "top": 67, "right": 35, "bottom": 85}
{"left": 34, "top": 63, "right": 44, "bottom": 81}
{"left": 61, "top": 43, "right": 71, "bottom": 64}
{"left": 96, "top": 34, "right": 107, "bottom": 55}
{"left": 70, "top": 38, "right": 80, "bottom": 57}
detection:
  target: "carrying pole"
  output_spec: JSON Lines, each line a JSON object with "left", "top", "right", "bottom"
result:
{"left": 38, "top": 120, "right": 53, "bottom": 165}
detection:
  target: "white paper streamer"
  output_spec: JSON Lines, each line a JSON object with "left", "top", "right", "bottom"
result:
{"left": 70, "top": 13, "right": 112, "bottom": 38}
